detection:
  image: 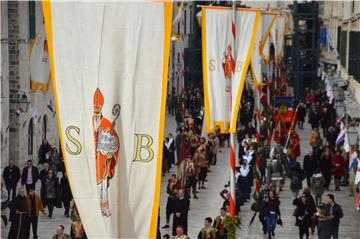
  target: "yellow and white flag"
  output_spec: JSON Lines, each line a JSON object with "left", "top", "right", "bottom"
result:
{"left": 43, "top": 2, "right": 171, "bottom": 238}
{"left": 251, "top": 13, "right": 263, "bottom": 87}
{"left": 274, "top": 15, "right": 286, "bottom": 61}
{"left": 202, "top": 6, "right": 260, "bottom": 133}
{"left": 260, "top": 13, "right": 277, "bottom": 62}
{"left": 29, "top": 24, "right": 51, "bottom": 93}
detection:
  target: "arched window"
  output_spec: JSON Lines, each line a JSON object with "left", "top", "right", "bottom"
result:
{"left": 42, "top": 115, "right": 48, "bottom": 140}
{"left": 28, "top": 118, "right": 34, "bottom": 155}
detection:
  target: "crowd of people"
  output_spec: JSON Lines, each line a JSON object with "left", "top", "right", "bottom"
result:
{"left": 2, "top": 79, "right": 359, "bottom": 239}
{"left": 160, "top": 73, "right": 359, "bottom": 239}
{"left": 1, "top": 140, "right": 86, "bottom": 239}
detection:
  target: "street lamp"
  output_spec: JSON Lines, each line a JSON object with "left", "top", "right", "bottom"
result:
{"left": 347, "top": 126, "right": 358, "bottom": 146}
{"left": 18, "top": 91, "right": 30, "bottom": 112}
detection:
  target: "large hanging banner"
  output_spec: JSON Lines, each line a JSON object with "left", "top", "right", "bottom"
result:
{"left": 43, "top": 2, "right": 171, "bottom": 238}
{"left": 202, "top": 6, "right": 260, "bottom": 133}
{"left": 260, "top": 13, "right": 277, "bottom": 62}
{"left": 275, "top": 15, "right": 286, "bottom": 61}
{"left": 250, "top": 13, "right": 263, "bottom": 87}
{"left": 29, "top": 24, "right": 51, "bottom": 93}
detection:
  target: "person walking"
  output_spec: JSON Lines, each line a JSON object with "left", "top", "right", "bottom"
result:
{"left": 264, "top": 191, "right": 281, "bottom": 239}
{"left": 297, "top": 102, "right": 306, "bottom": 129}
{"left": 26, "top": 188, "right": 46, "bottom": 239}
{"left": 41, "top": 170, "right": 59, "bottom": 218}
{"left": 288, "top": 162, "right": 304, "bottom": 200}
{"left": 21, "top": 160, "right": 40, "bottom": 194}
{"left": 324, "top": 194, "right": 343, "bottom": 239}
{"left": 311, "top": 169, "right": 326, "bottom": 205}
{"left": 331, "top": 150, "right": 345, "bottom": 191}
{"left": 3, "top": 159, "right": 21, "bottom": 200}
{"left": 259, "top": 183, "right": 271, "bottom": 235}
{"left": 293, "top": 193, "right": 316, "bottom": 239}
{"left": 38, "top": 139, "right": 52, "bottom": 165}
{"left": 173, "top": 225, "right": 188, "bottom": 239}
{"left": 70, "top": 214, "right": 87, "bottom": 239}
{"left": 303, "top": 149, "right": 318, "bottom": 187}
{"left": 319, "top": 149, "right": 332, "bottom": 190}
{"left": 162, "top": 174, "right": 177, "bottom": 229}
{"left": 213, "top": 207, "right": 227, "bottom": 239}
{"left": 52, "top": 225, "right": 70, "bottom": 239}
{"left": 268, "top": 156, "right": 283, "bottom": 195}
{"left": 197, "top": 217, "right": 216, "bottom": 239}
{"left": 316, "top": 206, "right": 333, "bottom": 239}
{"left": 60, "top": 174, "right": 73, "bottom": 217}
{"left": 39, "top": 162, "right": 51, "bottom": 181}
{"left": 49, "top": 148, "right": 61, "bottom": 176}
{"left": 172, "top": 189, "right": 190, "bottom": 236}
{"left": 7, "top": 187, "right": 29, "bottom": 239}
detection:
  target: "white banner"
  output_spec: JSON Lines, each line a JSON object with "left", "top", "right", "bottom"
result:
{"left": 29, "top": 24, "right": 51, "bottom": 93}
{"left": 275, "top": 15, "right": 286, "bottom": 61}
{"left": 251, "top": 13, "right": 263, "bottom": 87}
{"left": 260, "top": 14, "right": 277, "bottom": 62}
{"left": 43, "top": 2, "right": 172, "bottom": 238}
{"left": 202, "top": 7, "right": 260, "bottom": 133}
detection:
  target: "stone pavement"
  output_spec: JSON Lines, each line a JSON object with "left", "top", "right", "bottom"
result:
{"left": 2, "top": 113, "right": 360, "bottom": 238}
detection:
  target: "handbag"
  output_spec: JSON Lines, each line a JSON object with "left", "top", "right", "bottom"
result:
{"left": 276, "top": 218, "right": 283, "bottom": 226}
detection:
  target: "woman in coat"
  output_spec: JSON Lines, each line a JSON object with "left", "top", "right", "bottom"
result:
{"left": 41, "top": 170, "right": 59, "bottom": 218}
{"left": 319, "top": 148, "right": 332, "bottom": 190}
{"left": 331, "top": 150, "right": 345, "bottom": 191}
{"left": 293, "top": 194, "right": 316, "bottom": 239}
{"left": 264, "top": 191, "right": 281, "bottom": 239}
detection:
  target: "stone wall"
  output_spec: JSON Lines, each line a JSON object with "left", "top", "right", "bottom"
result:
{"left": 1, "top": 1, "right": 59, "bottom": 170}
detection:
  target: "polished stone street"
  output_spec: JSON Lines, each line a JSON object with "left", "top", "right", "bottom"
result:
{"left": 2, "top": 113, "right": 360, "bottom": 238}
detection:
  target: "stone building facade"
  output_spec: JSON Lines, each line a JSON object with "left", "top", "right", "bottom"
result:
{"left": 1, "top": 1, "right": 59, "bottom": 169}
{"left": 322, "top": 1, "right": 360, "bottom": 104}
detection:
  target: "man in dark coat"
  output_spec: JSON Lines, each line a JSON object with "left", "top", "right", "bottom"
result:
{"left": 258, "top": 183, "right": 270, "bottom": 234}
{"left": 3, "top": 159, "right": 21, "bottom": 200}
{"left": 297, "top": 103, "right": 306, "bottom": 129}
{"left": 172, "top": 189, "right": 190, "bottom": 236}
{"left": 60, "top": 174, "right": 73, "bottom": 217}
{"left": 324, "top": 194, "right": 343, "bottom": 239}
{"left": 39, "top": 162, "right": 50, "bottom": 181}
{"left": 21, "top": 160, "right": 39, "bottom": 194}
{"left": 303, "top": 149, "right": 319, "bottom": 187}
{"left": 8, "top": 187, "right": 29, "bottom": 239}
{"left": 37, "top": 139, "right": 52, "bottom": 165}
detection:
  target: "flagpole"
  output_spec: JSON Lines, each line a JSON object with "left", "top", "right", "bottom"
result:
{"left": 284, "top": 104, "right": 299, "bottom": 150}
{"left": 229, "top": 0, "right": 237, "bottom": 218}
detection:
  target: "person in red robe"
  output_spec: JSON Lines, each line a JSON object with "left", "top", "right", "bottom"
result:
{"left": 92, "top": 88, "right": 120, "bottom": 217}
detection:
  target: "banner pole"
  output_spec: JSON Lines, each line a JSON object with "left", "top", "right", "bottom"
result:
{"left": 229, "top": 0, "right": 237, "bottom": 217}
{"left": 229, "top": 132, "right": 237, "bottom": 216}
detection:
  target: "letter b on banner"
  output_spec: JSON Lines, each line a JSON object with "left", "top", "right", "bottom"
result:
{"left": 133, "top": 134, "right": 154, "bottom": 162}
